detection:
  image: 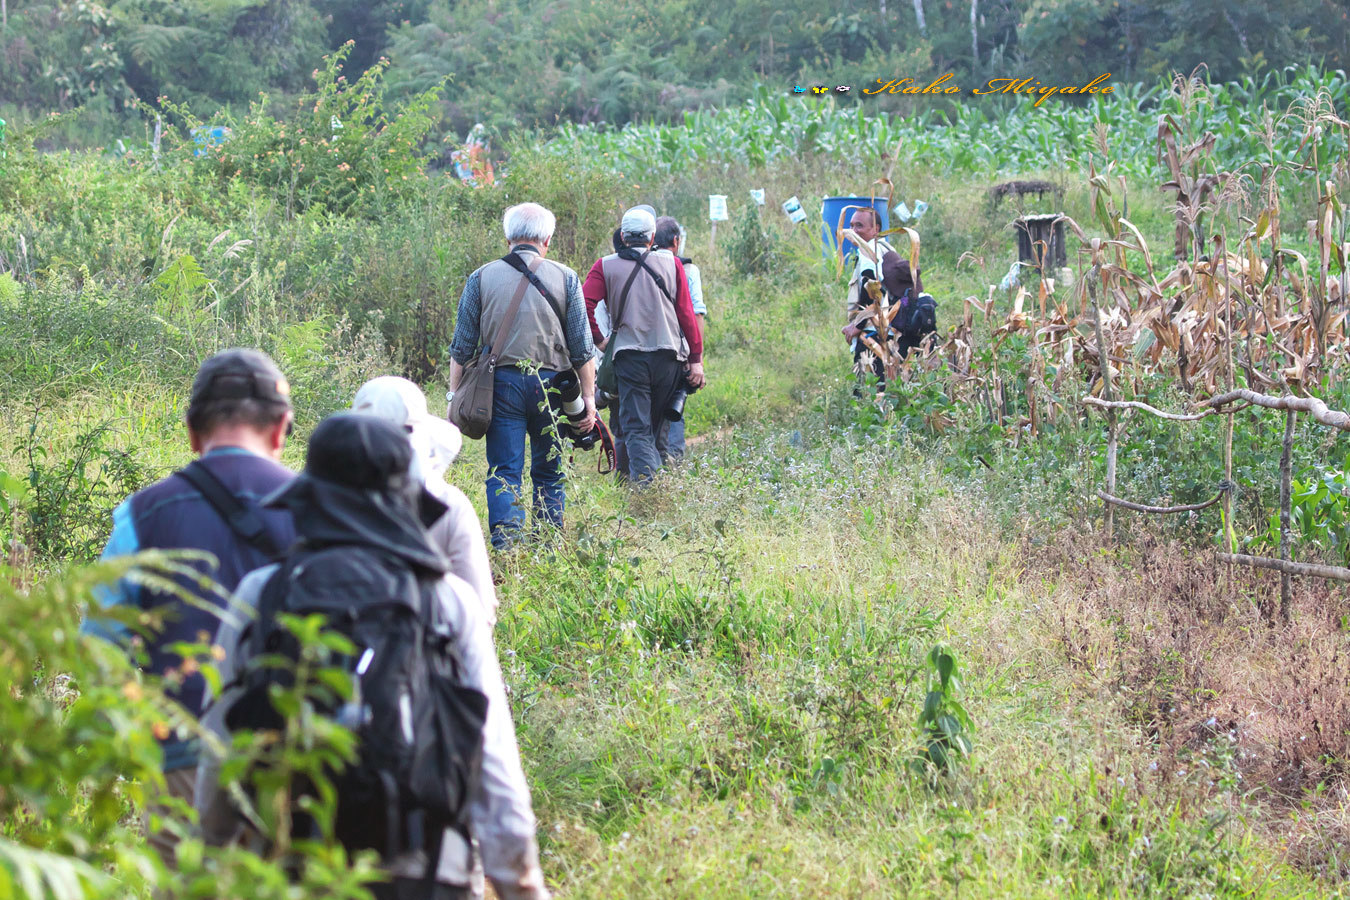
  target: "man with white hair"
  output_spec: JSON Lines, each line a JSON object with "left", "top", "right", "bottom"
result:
{"left": 582, "top": 205, "right": 704, "bottom": 483}
{"left": 448, "top": 202, "right": 596, "bottom": 549}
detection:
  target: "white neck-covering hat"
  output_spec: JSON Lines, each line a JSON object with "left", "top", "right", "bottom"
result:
{"left": 352, "top": 376, "right": 462, "bottom": 478}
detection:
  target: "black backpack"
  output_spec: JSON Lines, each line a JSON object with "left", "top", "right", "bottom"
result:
{"left": 223, "top": 545, "right": 488, "bottom": 860}
{"left": 897, "top": 291, "right": 937, "bottom": 341}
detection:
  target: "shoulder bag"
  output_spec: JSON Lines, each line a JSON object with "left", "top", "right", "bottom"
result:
{"left": 449, "top": 257, "right": 542, "bottom": 439}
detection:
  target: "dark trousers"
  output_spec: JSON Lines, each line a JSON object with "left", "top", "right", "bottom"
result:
{"left": 369, "top": 880, "right": 469, "bottom": 900}
{"left": 615, "top": 349, "right": 683, "bottom": 484}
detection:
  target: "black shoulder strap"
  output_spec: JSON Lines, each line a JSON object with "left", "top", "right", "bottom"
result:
{"left": 638, "top": 258, "right": 674, "bottom": 304}
{"left": 177, "top": 459, "right": 282, "bottom": 559}
{"left": 616, "top": 246, "right": 673, "bottom": 304}
{"left": 500, "top": 251, "right": 566, "bottom": 331}
{"left": 248, "top": 560, "right": 295, "bottom": 661}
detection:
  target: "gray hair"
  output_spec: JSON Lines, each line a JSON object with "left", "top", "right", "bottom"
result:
{"left": 502, "top": 202, "right": 556, "bottom": 245}
{"left": 653, "top": 216, "right": 681, "bottom": 250}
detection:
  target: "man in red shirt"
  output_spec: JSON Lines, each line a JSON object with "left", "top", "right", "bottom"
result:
{"left": 582, "top": 206, "right": 704, "bottom": 483}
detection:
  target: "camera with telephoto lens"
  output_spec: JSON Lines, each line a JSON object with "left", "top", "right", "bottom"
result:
{"left": 664, "top": 373, "right": 702, "bottom": 422}
{"left": 595, "top": 387, "right": 618, "bottom": 410}
{"left": 548, "top": 370, "right": 602, "bottom": 450}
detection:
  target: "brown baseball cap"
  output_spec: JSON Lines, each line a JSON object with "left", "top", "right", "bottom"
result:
{"left": 881, "top": 251, "right": 922, "bottom": 298}
{"left": 189, "top": 348, "right": 292, "bottom": 409}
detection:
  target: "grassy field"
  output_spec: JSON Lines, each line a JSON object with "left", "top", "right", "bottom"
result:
{"left": 467, "top": 244, "right": 1346, "bottom": 898}
{"left": 5, "top": 73, "right": 1350, "bottom": 897}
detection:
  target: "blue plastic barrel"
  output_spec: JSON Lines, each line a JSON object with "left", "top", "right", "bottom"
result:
{"left": 821, "top": 196, "right": 890, "bottom": 260}
{"left": 191, "top": 125, "right": 231, "bottom": 158}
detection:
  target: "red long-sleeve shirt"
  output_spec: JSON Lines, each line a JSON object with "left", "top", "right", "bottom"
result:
{"left": 582, "top": 253, "right": 703, "bottom": 363}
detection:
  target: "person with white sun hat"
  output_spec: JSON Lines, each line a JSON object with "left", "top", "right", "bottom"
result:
{"left": 353, "top": 375, "right": 498, "bottom": 624}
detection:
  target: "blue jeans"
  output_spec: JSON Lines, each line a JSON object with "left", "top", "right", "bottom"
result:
{"left": 666, "top": 418, "right": 686, "bottom": 459}
{"left": 484, "top": 367, "right": 565, "bottom": 548}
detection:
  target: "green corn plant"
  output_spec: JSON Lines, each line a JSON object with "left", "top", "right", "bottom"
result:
{"left": 544, "top": 70, "right": 1350, "bottom": 185}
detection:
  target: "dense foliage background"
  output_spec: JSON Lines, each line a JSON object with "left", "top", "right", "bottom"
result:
{"left": 2, "top": 0, "right": 1348, "bottom": 145}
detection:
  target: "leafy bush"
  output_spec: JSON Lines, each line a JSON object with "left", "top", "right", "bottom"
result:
{"left": 913, "top": 644, "right": 973, "bottom": 777}
{"left": 0, "top": 556, "right": 167, "bottom": 899}
{"left": 13, "top": 418, "right": 153, "bottom": 565}
{"left": 169, "top": 42, "right": 446, "bottom": 217}
{"left": 0, "top": 554, "right": 386, "bottom": 899}
{"left": 725, "top": 202, "right": 777, "bottom": 277}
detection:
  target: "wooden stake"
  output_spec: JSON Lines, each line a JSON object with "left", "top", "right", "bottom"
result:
{"left": 1279, "top": 407, "right": 1295, "bottom": 622}
{"left": 1089, "top": 266, "right": 1116, "bottom": 545}
{"left": 1221, "top": 232, "right": 1236, "bottom": 557}
{"left": 709, "top": 221, "right": 717, "bottom": 255}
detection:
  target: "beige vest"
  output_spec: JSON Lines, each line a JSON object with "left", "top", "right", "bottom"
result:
{"left": 602, "top": 251, "right": 687, "bottom": 359}
{"left": 846, "top": 235, "right": 896, "bottom": 316}
{"left": 476, "top": 247, "right": 572, "bottom": 371}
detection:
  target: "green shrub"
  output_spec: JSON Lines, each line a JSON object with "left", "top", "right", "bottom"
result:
{"left": 167, "top": 42, "right": 446, "bottom": 218}
{"left": 725, "top": 202, "right": 776, "bottom": 277}
{"left": 913, "top": 644, "right": 973, "bottom": 776}
{"left": 0, "top": 553, "right": 385, "bottom": 899}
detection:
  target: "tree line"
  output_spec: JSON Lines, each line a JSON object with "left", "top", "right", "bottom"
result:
{"left": 0, "top": 0, "right": 1346, "bottom": 147}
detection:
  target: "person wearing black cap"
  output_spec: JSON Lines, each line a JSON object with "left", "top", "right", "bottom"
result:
{"left": 82, "top": 348, "right": 297, "bottom": 861}
{"left": 196, "top": 414, "right": 550, "bottom": 900}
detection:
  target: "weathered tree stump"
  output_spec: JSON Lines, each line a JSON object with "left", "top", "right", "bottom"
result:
{"left": 1014, "top": 213, "right": 1068, "bottom": 273}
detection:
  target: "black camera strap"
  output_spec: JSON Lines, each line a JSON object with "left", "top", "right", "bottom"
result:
{"left": 176, "top": 459, "right": 282, "bottom": 559}
{"left": 500, "top": 250, "right": 566, "bottom": 331}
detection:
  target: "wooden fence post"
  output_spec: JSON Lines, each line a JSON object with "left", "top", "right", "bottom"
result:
{"left": 1089, "top": 269, "right": 1115, "bottom": 545}
{"left": 1221, "top": 234, "right": 1236, "bottom": 557}
{"left": 1279, "top": 407, "right": 1296, "bottom": 622}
